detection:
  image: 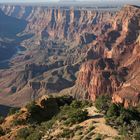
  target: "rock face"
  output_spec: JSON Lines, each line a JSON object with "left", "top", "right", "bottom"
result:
{"left": 77, "top": 59, "right": 127, "bottom": 100}
{"left": 0, "top": 5, "right": 114, "bottom": 45}
{"left": 76, "top": 5, "right": 140, "bottom": 107}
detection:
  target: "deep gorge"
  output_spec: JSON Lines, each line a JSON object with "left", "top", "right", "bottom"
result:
{"left": 0, "top": 5, "right": 139, "bottom": 108}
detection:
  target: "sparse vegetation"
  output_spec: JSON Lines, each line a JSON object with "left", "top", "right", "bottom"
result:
{"left": 95, "top": 95, "right": 111, "bottom": 113}
{"left": 59, "top": 128, "right": 74, "bottom": 138}
{"left": 95, "top": 95, "right": 140, "bottom": 139}
{"left": 2, "top": 95, "right": 140, "bottom": 140}
{"left": 26, "top": 99, "right": 59, "bottom": 123}
{"left": 65, "top": 109, "right": 88, "bottom": 125}
{"left": 88, "top": 124, "right": 95, "bottom": 132}
{"left": 0, "top": 126, "right": 5, "bottom": 136}
{"left": 13, "top": 119, "right": 26, "bottom": 126}
{"left": 8, "top": 107, "right": 19, "bottom": 116}
{"left": 16, "top": 127, "right": 42, "bottom": 140}
{"left": 94, "top": 134, "right": 102, "bottom": 140}
{"left": 56, "top": 100, "right": 89, "bottom": 126}
{"left": 16, "top": 127, "right": 30, "bottom": 139}
{"left": 11, "top": 96, "right": 90, "bottom": 140}
{"left": 0, "top": 115, "right": 4, "bottom": 124}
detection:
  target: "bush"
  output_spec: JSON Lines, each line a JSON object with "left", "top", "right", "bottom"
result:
{"left": 40, "top": 119, "right": 55, "bottom": 131}
{"left": 103, "top": 101, "right": 140, "bottom": 138}
{"left": 16, "top": 127, "right": 42, "bottom": 140}
{"left": 74, "top": 125, "right": 83, "bottom": 131}
{"left": 16, "top": 127, "right": 30, "bottom": 139}
{"left": 8, "top": 108, "right": 19, "bottom": 116}
{"left": 95, "top": 95, "right": 111, "bottom": 112}
{"left": 88, "top": 124, "right": 95, "bottom": 132}
{"left": 26, "top": 101, "right": 41, "bottom": 115}
{"left": 0, "top": 126, "right": 5, "bottom": 136}
{"left": 26, "top": 99, "right": 59, "bottom": 123}
{"left": 70, "top": 100, "right": 92, "bottom": 109}
{"left": 26, "top": 101, "right": 45, "bottom": 123}
{"left": 70, "top": 100, "right": 82, "bottom": 108}
{"left": 26, "top": 132, "right": 42, "bottom": 140}
{"left": 95, "top": 134, "right": 102, "bottom": 140}
{"left": 0, "top": 115, "right": 4, "bottom": 124}
{"left": 133, "top": 127, "right": 140, "bottom": 140}
{"left": 106, "top": 104, "right": 119, "bottom": 118}
{"left": 13, "top": 119, "right": 26, "bottom": 126}
{"left": 64, "top": 109, "right": 88, "bottom": 125}
{"left": 56, "top": 95, "right": 73, "bottom": 106}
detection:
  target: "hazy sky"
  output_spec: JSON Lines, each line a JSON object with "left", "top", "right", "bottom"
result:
{"left": 0, "top": 0, "right": 56, "bottom": 2}
{"left": 0, "top": 0, "right": 139, "bottom": 4}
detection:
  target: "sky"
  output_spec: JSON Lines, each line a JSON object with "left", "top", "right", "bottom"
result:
{"left": 0, "top": 0, "right": 139, "bottom": 4}
{"left": 0, "top": 0, "right": 56, "bottom": 2}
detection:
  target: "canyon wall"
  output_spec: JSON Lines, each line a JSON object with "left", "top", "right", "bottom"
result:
{"left": 75, "top": 5, "right": 140, "bottom": 107}
{"left": 0, "top": 5, "right": 114, "bottom": 45}
{"left": 0, "top": 5, "right": 139, "bottom": 107}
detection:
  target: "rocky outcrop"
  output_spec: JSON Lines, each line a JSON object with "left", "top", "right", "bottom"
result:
{"left": 76, "top": 58, "right": 127, "bottom": 100}
{"left": 29, "top": 64, "right": 78, "bottom": 92}
{"left": 76, "top": 5, "right": 140, "bottom": 106}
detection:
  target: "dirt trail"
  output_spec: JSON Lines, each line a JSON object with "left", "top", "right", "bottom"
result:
{"left": 81, "top": 106, "right": 119, "bottom": 139}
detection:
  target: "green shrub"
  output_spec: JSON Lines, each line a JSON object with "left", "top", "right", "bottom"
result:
{"left": 64, "top": 109, "right": 88, "bottom": 125}
{"left": 16, "top": 127, "right": 30, "bottom": 139}
{"left": 70, "top": 100, "right": 82, "bottom": 108}
{"left": 26, "top": 101, "right": 45, "bottom": 123}
{"left": 60, "top": 128, "right": 74, "bottom": 138}
{"left": 0, "top": 115, "right": 4, "bottom": 124}
{"left": 70, "top": 100, "right": 92, "bottom": 109}
{"left": 103, "top": 101, "right": 140, "bottom": 138}
{"left": 95, "top": 95, "right": 111, "bottom": 112}
{"left": 106, "top": 104, "right": 119, "bottom": 118}
{"left": 56, "top": 95, "right": 73, "bottom": 106}
{"left": 74, "top": 125, "right": 83, "bottom": 131}
{"left": 40, "top": 119, "right": 55, "bottom": 131}
{"left": 94, "top": 134, "right": 102, "bottom": 140}
{"left": 13, "top": 119, "right": 26, "bottom": 126}
{"left": 26, "top": 132, "right": 42, "bottom": 140}
{"left": 8, "top": 108, "right": 19, "bottom": 116}
{"left": 88, "top": 124, "right": 95, "bottom": 132}
{"left": 16, "top": 127, "right": 41, "bottom": 140}
{"left": 26, "top": 101, "right": 41, "bottom": 115}
{"left": 119, "top": 124, "right": 127, "bottom": 136}
{"left": 26, "top": 99, "right": 59, "bottom": 123}
{"left": 133, "top": 127, "right": 140, "bottom": 140}
{"left": 0, "top": 126, "right": 5, "bottom": 136}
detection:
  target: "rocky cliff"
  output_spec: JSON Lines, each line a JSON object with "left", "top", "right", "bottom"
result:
{"left": 0, "top": 5, "right": 114, "bottom": 45}
{"left": 76, "top": 5, "right": 140, "bottom": 107}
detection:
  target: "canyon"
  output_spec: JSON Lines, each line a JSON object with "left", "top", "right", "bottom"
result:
{"left": 0, "top": 4, "right": 139, "bottom": 109}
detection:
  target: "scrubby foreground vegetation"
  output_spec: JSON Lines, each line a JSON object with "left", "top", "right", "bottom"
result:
{"left": 0, "top": 95, "right": 140, "bottom": 140}
{"left": 95, "top": 95, "right": 140, "bottom": 140}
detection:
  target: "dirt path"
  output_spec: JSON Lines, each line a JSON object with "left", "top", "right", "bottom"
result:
{"left": 80, "top": 106, "right": 119, "bottom": 139}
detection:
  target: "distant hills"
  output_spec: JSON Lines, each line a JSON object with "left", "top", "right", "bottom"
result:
{"left": 59, "top": 0, "right": 77, "bottom": 2}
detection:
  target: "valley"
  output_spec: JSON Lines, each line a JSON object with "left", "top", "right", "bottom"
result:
{"left": 0, "top": 4, "right": 139, "bottom": 108}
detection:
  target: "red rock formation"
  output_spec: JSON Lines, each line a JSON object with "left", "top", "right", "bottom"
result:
{"left": 77, "top": 58, "right": 124, "bottom": 101}
{"left": 0, "top": 5, "right": 139, "bottom": 107}
{"left": 76, "top": 5, "right": 140, "bottom": 106}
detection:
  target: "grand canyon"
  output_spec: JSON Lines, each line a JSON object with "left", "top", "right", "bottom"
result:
{"left": 0, "top": 1, "right": 139, "bottom": 140}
